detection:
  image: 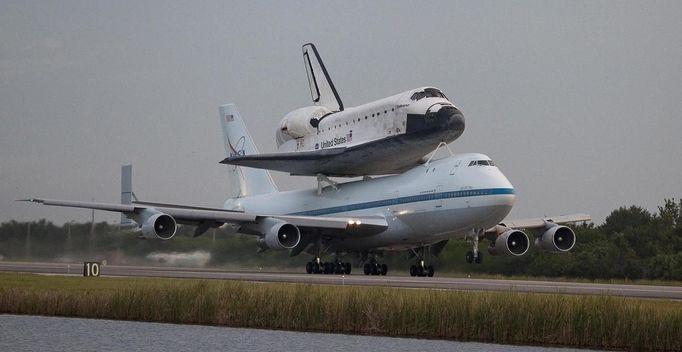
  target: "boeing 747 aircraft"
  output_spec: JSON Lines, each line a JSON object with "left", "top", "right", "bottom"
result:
{"left": 220, "top": 43, "right": 466, "bottom": 177}
{"left": 21, "top": 105, "right": 589, "bottom": 277}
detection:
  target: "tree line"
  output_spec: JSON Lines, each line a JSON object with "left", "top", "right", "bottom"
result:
{"left": 1, "top": 199, "right": 681, "bottom": 280}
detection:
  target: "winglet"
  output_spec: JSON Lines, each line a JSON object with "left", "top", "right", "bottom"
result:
{"left": 121, "top": 165, "right": 135, "bottom": 226}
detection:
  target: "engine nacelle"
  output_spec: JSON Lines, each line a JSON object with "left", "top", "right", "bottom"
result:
{"left": 141, "top": 213, "right": 177, "bottom": 240}
{"left": 276, "top": 105, "right": 332, "bottom": 145}
{"left": 535, "top": 225, "right": 576, "bottom": 252}
{"left": 488, "top": 229, "right": 530, "bottom": 256}
{"left": 255, "top": 219, "right": 301, "bottom": 250}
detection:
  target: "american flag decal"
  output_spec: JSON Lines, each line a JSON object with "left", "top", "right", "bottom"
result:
{"left": 224, "top": 114, "right": 234, "bottom": 122}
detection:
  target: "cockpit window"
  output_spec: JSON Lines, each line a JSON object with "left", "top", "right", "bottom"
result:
{"left": 410, "top": 88, "right": 448, "bottom": 101}
{"left": 468, "top": 160, "right": 495, "bottom": 167}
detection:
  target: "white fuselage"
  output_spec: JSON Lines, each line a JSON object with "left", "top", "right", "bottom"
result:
{"left": 224, "top": 153, "right": 515, "bottom": 252}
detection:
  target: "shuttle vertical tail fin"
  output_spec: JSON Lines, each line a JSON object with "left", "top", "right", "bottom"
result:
{"left": 219, "top": 104, "right": 278, "bottom": 198}
{"left": 302, "top": 43, "right": 343, "bottom": 111}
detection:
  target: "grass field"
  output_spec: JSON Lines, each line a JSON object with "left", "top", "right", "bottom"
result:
{"left": 1, "top": 273, "right": 680, "bottom": 351}
{"left": 216, "top": 263, "right": 682, "bottom": 287}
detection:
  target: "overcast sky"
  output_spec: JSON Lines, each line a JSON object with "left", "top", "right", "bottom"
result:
{"left": 1, "top": 1, "right": 681, "bottom": 225}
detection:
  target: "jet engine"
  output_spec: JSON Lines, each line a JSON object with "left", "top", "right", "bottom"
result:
{"left": 276, "top": 105, "right": 332, "bottom": 145}
{"left": 488, "top": 229, "right": 530, "bottom": 256}
{"left": 535, "top": 225, "right": 576, "bottom": 252}
{"left": 255, "top": 219, "right": 301, "bottom": 250}
{"left": 140, "top": 213, "right": 177, "bottom": 240}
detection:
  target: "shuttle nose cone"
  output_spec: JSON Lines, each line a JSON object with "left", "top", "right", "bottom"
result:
{"left": 442, "top": 106, "right": 465, "bottom": 134}
{"left": 405, "top": 104, "right": 465, "bottom": 140}
{"left": 427, "top": 105, "right": 465, "bottom": 137}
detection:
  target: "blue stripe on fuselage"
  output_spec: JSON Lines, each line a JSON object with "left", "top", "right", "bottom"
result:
{"left": 288, "top": 187, "right": 514, "bottom": 216}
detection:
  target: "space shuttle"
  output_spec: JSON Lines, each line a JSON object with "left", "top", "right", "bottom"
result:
{"left": 221, "top": 43, "right": 465, "bottom": 177}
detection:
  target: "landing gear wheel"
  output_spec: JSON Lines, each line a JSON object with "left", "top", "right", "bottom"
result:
{"left": 466, "top": 251, "right": 474, "bottom": 264}
{"left": 305, "top": 262, "right": 313, "bottom": 274}
{"left": 344, "top": 262, "right": 352, "bottom": 275}
{"left": 426, "top": 265, "right": 434, "bottom": 277}
{"left": 380, "top": 264, "right": 388, "bottom": 276}
{"left": 410, "top": 265, "right": 417, "bottom": 277}
{"left": 312, "top": 262, "right": 320, "bottom": 274}
{"left": 474, "top": 252, "right": 483, "bottom": 264}
{"left": 363, "top": 263, "right": 371, "bottom": 275}
{"left": 417, "top": 265, "right": 424, "bottom": 277}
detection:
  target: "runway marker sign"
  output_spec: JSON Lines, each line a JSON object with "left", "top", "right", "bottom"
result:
{"left": 83, "top": 262, "right": 101, "bottom": 277}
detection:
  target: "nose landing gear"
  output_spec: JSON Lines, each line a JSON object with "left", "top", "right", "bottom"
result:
{"left": 465, "top": 228, "right": 484, "bottom": 264}
{"left": 465, "top": 250, "right": 483, "bottom": 264}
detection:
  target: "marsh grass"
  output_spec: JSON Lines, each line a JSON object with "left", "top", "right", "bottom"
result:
{"left": 1, "top": 273, "right": 680, "bottom": 350}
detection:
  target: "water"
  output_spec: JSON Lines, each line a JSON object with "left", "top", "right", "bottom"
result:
{"left": 0, "top": 315, "right": 598, "bottom": 352}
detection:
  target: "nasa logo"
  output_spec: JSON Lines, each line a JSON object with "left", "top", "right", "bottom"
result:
{"left": 228, "top": 136, "right": 246, "bottom": 157}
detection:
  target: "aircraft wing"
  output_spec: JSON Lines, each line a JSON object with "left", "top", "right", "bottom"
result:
{"left": 18, "top": 198, "right": 388, "bottom": 237}
{"left": 497, "top": 213, "right": 592, "bottom": 229}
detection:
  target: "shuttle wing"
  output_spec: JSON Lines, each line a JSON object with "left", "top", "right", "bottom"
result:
{"left": 18, "top": 198, "right": 388, "bottom": 238}
{"left": 220, "top": 147, "right": 349, "bottom": 176}
{"left": 302, "top": 43, "right": 343, "bottom": 111}
{"left": 220, "top": 136, "right": 425, "bottom": 177}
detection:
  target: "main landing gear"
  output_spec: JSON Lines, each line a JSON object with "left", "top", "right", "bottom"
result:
{"left": 465, "top": 228, "right": 484, "bottom": 264}
{"left": 363, "top": 258, "right": 388, "bottom": 276}
{"left": 410, "top": 261, "right": 434, "bottom": 277}
{"left": 305, "top": 258, "right": 351, "bottom": 275}
{"left": 409, "top": 247, "right": 435, "bottom": 277}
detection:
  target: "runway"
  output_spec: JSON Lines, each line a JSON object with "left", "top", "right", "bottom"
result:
{"left": 1, "top": 261, "right": 681, "bottom": 300}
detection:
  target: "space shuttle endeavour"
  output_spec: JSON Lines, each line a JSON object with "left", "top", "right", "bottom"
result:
{"left": 220, "top": 43, "right": 465, "bottom": 177}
